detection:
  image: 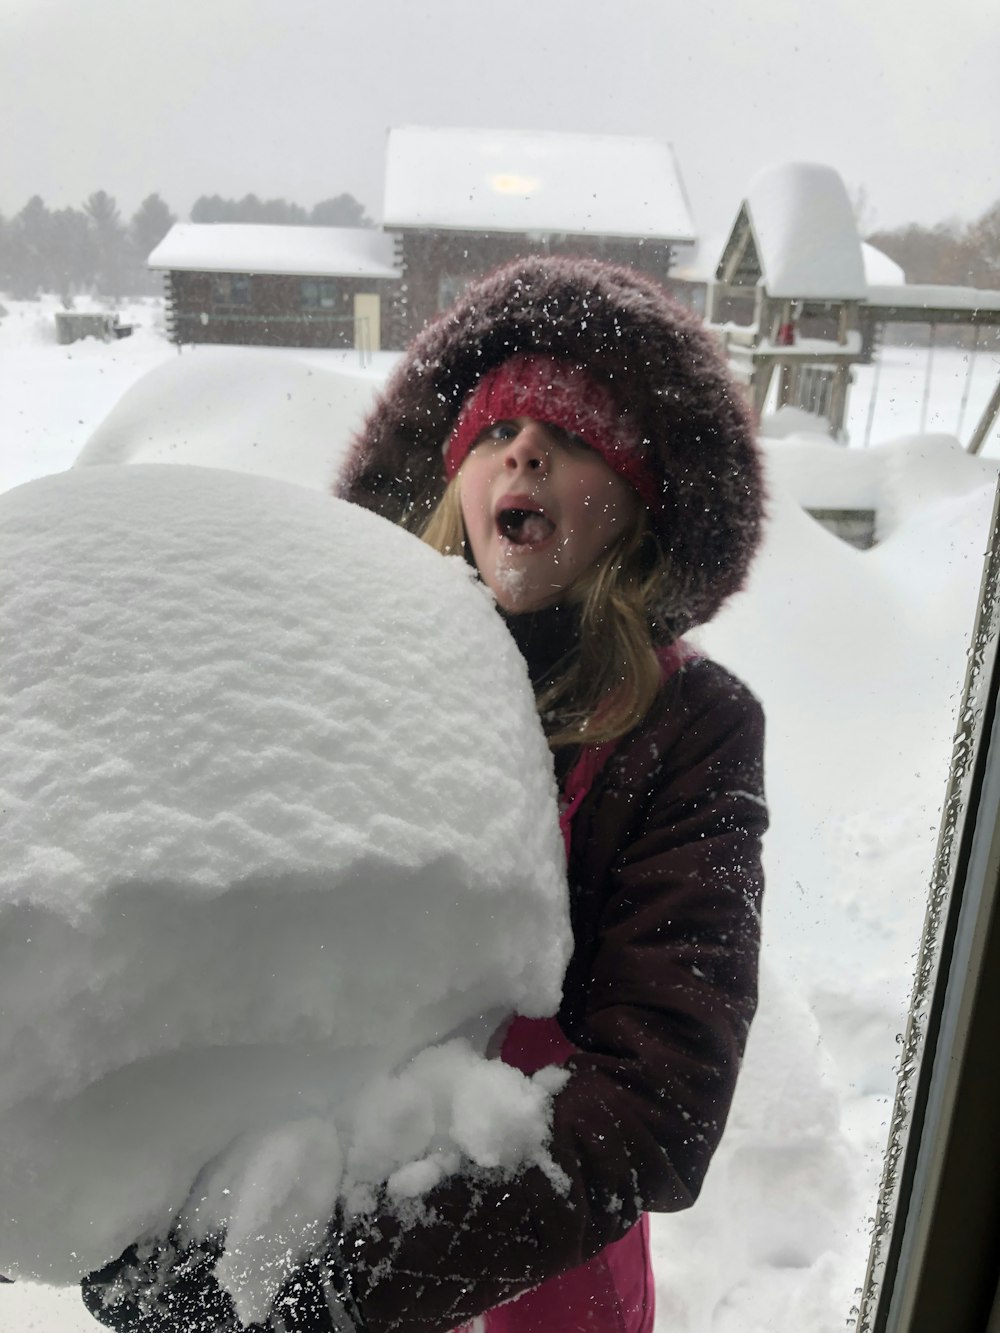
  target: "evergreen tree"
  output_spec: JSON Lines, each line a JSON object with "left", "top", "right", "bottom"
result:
{"left": 7, "top": 196, "right": 53, "bottom": 297}
{"left": 84, "top": 190, "right": 130, "bottom": 297}
{"left": 0, "top": 210, "right": 9, "bottom": 293}
{"left": 49, "top": 206, "right": 95, "bottom": 295}
{"left": 310, "top": 193, "right": 372, "bottom": 228}
{"left": 189, "top": 193, "right": 316, "bottom": 225}
{"left": 190, "top": 194, "right": 233, "bottom": 223}
{"left": 131, "top": 194, "right": 176, "bottom": 258}
{"left": 254, "top": 196, "right": 308, "bottom": 224}
{"left": 130, "top": 194, "right": 177, "bottom": 292}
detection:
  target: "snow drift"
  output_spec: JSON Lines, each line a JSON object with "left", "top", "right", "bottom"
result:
{"left": 73, "top": 346, "right": 388, "bottom": 493}
{"left": 0, "top": 465, "right": 570, "bottom": 1320}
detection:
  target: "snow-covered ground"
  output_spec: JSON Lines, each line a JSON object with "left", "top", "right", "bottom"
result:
{"left": 1, "top": 296, "right": 998, "bottom": 1332}
{"left": 847, "top": 340, "right": 1000, "bottom": 448}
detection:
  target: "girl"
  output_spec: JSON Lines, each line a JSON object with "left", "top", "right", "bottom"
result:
{"left": 83, "top": 256, "right": 767, "bottom": 1333}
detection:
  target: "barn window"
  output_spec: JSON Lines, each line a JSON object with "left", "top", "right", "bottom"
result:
{"left": 210, "top": 275, "right": 252, "bottom": 307}
{"left": 301, "top": 279, "right": 338, "bottom": 310}
{"left": 438, "top": 273, "right": 471, "bottom": 311}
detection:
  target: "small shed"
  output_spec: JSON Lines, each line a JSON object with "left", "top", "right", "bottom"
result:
{"left": 709, "top": 163, "right": 869, "bottom": 435}
{"left": 54, "top": 311, "right": 134, "bottom": 345}
{"left": 382, "top": 125, "right": 696, "bottom": 341}
{"left": 148, "top": 224, "right": 402, "bottom": 354}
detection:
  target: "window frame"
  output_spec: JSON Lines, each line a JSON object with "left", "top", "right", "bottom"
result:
{"left": 859, "top": 481, "right": 1000, "bottom": 1333}
{"left": 301, "top": 278, "right": 339, "bottom": 311}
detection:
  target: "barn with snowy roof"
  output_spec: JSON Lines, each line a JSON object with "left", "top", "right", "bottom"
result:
{"left": 148, "top": 224, "right": 401, "bottom": 354}
{"left": 382, "top": 125, "right": 696, "bottom": 342}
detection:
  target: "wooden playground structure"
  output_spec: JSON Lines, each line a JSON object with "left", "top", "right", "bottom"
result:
{"left": 708, "top": 165, "right": 1000, "bottom": 453}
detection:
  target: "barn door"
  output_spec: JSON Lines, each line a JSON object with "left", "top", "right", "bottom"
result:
{"left": 353, "top": 292, "right": 380, "bottom": 356}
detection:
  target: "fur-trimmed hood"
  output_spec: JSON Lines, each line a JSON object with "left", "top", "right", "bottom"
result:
{"left": 336, "top": 256, "right": 764, "bottom": 639}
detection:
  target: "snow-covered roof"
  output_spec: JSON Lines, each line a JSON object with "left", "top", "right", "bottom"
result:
{"left": 740, "top": 163, "right": 868, "bottom": 300}
{"left": 383, "top": 126, "right": 696, "bottom": 241}
{"left": 862, "top": 242, "right": 905, "bottom": 287}
{"left": 148, "top": 224, "right": 401, "bottom": 279}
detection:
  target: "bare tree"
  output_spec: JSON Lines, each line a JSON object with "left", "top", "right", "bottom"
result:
{"left": 967, "top": 201, "right": 1000, "bottom": 287}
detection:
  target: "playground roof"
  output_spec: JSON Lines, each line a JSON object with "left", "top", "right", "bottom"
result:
{"left": 742, "top": 163, "right": 868, "bottom": 300}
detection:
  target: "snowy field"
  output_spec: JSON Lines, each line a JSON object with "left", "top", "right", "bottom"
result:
{"left": 1, "top": 296, "right": 999, "bottom": 1332}
{"left": 846, "top": 340, "right": 1000, "bottom": 448}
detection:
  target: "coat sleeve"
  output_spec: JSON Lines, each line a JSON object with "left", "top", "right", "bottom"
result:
{"left": 287, "top": 669, "right": 768, "bottom": 1333}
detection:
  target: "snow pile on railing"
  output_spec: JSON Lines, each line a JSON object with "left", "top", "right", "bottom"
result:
{"left": 0, "top": 465, "right": 570, "bottom": 1321}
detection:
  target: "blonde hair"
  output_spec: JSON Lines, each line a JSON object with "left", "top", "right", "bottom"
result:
{"left": 420, "top": 477, "right": 665, "bottom": 751}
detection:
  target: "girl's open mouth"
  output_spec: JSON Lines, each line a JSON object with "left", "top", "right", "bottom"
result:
{"left": 497, "top": 507, "right": 557, "bottom": 547}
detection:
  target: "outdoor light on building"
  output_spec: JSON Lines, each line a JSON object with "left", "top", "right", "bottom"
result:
{"left": 489, "top": 173, "right": 540, "bottom": 196}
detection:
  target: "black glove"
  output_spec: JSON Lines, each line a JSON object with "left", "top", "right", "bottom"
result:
{"left": 81, "top": 1226, "right": 365, "bottom": 1333}
{"left": 81, "top": 1232, "right": 256, "bottom": 1333}
{"left": 269, "top": 1248, "right": 366, "bottom": 1333}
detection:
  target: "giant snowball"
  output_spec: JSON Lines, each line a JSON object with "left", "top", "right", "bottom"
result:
{"left": 0, "top": 464, "right": 569, "bottom": 1307}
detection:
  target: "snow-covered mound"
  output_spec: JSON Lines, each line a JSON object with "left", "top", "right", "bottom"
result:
{"left": 685, "top": 436, "right": 998, "bottom": 1327}
{"left": 651, "top": 963, "right": 860, "bottom": 1332}
{"left": 0, "top": 465, "right": 569, "bottom": 1319}
{"left": 75, "top": 347, "right": 389, "bottom": 492}
{"left": 0, "top": 296, "right": 177, "bottom": 497}
{"left": 759, "top": 429, "right": 998, "bottom": 524}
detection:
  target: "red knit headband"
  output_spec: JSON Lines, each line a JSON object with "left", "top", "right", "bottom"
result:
{"left": 444, "top": 355, "right": 661, "bottom": 511}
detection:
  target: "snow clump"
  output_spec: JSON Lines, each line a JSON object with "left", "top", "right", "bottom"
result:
{"left": 0, "top": 464, "right": 570, "bottom": 1322}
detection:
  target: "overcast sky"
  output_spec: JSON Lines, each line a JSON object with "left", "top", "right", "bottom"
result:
{"left": 2, "top": 0, "right": 997, "bottom": 248}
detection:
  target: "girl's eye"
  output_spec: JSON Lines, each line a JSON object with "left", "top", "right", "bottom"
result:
{"left": 477, "top": 421, "right": 519, "bottom": 444}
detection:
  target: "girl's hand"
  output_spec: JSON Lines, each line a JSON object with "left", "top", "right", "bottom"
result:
{"left": 81, "top": 1232, "right": 256, "bottom": 1333}
{"left": 81, "top": 1227, "right": 366, "bottom": 1332}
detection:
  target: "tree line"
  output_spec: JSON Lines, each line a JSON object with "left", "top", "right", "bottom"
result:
{"left": 0, "top": 191, "right": 373, "bottom": 300}
{"left": 868, "top": 199, "right": 1000, "bottom": 290}
{"left": 2, "top": 185, "right": 997, "bottom": 303}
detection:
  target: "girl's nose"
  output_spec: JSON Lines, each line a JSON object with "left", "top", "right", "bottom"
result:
{"left": 503, "top": 421, "right": 550, "bottom": 473}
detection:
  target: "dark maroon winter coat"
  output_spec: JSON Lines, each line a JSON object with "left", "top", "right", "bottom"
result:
{"left": 327, "top": 653, "right": 766, "bottom": 1333}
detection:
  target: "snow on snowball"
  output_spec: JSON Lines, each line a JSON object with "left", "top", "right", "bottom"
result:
{"left": 0, "top": 464, "right": 570, "bottom": 1323}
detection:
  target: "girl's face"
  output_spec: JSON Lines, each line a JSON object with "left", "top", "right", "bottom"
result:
{"left": 458, "top": 417, "right": 640, "bottom": 613}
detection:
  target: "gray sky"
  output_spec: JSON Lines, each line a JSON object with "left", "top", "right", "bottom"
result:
{"left": 2, "top": 0, "right": 997, "bottom": 246}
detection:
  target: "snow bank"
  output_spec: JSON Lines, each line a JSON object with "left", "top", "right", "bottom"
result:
{"left": 0, "top": 296, "right": 177, "bottom": 496}
{"left": 688, "top": 436, "right": 999, "bottom": 1326}
{"left": 75, "top": 347, "right": 388, "bottom": 493}
{"left": 0, "top": 465, "right": 569, "bottom": 1320}
{"left": 651, "top": 964, "right": 861, "bottom": 1333}
{"left": 760, "top": 430, "right": 997, "bottom": 531}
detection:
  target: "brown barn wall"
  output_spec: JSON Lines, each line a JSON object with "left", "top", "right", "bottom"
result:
{"left": 167, "top": 270, "right": 396, "bottom": 348}
{"left": 393, "top": 230, "right": 678, "bottom": 344}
